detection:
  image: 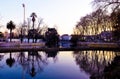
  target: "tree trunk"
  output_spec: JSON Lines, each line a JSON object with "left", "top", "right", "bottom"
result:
{"left": 10, "top": 29, "right": 12, "bottom": 42}
{"left": 33, "top": 21, "right": 35, "bottom": 43}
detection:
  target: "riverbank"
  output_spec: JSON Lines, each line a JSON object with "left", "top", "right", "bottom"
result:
{"left": 77, "top": 42, "right": 119, "bottom": 48}
{"left": 0, "top": 42, "right": 45, "bottom": 47}
{"left": 0, "top": 42, "right": 120, "bottom": 52}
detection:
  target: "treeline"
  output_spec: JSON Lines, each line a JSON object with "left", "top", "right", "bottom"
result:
{"left": 74, "top": 0, "right": 120, "bottom": 41}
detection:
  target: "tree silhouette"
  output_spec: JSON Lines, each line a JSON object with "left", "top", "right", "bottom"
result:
{"left": 92, "top": 0, "right": 120, "bottom": 42}
{"left": 92, "top": 0, "right": 120, "bottom": 12}
{"left": 6, "top": 52, "right": 15, "bottom": 67}
{"left": 75, "top": 9, "right": 112, "bottom": 36}
{"left": 45, "top": 28, "right": 59, "bottom": 47}
{"left": 30, "top": 12, "right": 37, "bottom": 30}
{"left": 30, "top": 12, "right": 37, "bottom": 43}
{"left": 6, "top": 21, "right": 15, "bottom": 42}
{"left": 0, "top": 32, "right": 4, "bottom": 38}
{"left": 110, "top": 9, "right": 120, "bottom": 41}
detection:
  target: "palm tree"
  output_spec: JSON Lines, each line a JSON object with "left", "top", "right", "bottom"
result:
{"left": 6, "top": 52, "right": 15, "bottom": 67}
{"left": 30, "top": 12, "right": 37, "bottom": 42}
{"left": 6, "top": 21, "right": 15, "bottom": 42}
{"left": 30, "top": 12, "right": 37, "bottom": 30}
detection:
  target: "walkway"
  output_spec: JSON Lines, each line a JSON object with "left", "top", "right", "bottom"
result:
{"left": 0, "top": 42, "right": 120, "bottom": 52}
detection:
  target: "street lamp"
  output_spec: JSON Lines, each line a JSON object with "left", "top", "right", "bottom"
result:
{"left": 21, "top": 3, "right": 26, "bottom": 43}
{"left": 22, "top": 3, "right": 25, "bottom": 25}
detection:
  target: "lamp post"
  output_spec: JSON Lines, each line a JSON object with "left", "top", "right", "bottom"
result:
{"left": 21, "top": 3, "right": 25, "bottom": 43}
{"left": 22, "top": 3, "right": 25, "bottom": 26}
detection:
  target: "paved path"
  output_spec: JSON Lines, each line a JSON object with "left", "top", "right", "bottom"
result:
{"left": 0, "top": 42, "right": 120, "bottom": 52}
{"left": 0, "top": 42, "right": 45, "bottom": 47}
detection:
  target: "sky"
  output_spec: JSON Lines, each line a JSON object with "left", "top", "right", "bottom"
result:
{"left": 0, "top": 0, "right": 93, "bottom": 35}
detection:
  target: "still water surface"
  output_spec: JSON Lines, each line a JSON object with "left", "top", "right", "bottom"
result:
{"left": 0, "top": 51, "right": 119, "bottom": 79}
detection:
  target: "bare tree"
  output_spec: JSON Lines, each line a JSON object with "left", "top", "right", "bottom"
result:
{"left": 74, "top": 8, "right": 114, "bottom": 42}
{"left": 37, "top": 17, "right": 43, "bottom": 28}
{"left": 39, "top": 24, "right": 48, "bottom": 36}
{"left": 92, "top": 0, "right": 120, "bottom": 12}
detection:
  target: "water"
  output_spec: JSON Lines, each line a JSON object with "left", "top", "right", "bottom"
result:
{"left": 0, "top": 50, "right": 119, "bottom": 79}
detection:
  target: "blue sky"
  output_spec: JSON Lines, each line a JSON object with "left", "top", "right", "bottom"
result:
{"left": 0, "top": 0, "right": 93, "bottom": 35}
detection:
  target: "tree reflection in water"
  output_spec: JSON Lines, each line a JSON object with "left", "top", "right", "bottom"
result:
{"left": 17, "top": 51, "right": 48, "bottom": 77}
{"left": 45, "top": 50, "right": 58, "bottom": 63}
{"left": 0, "top": 53, "right": 4, "bottom": 61}
{"left": 6, "top": 52, "right": 15, "bottom": 67}
{"left": 73, "top": 51, "right": 120, "bottom": 79}
{"left": 0, "top": 53, "right": 5, "bottom": 68}
{"left": 103, "top": 55, "right": 120, "bottom": 79}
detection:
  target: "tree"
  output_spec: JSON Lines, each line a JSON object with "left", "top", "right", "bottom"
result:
{"left": 30, "top": 12, "right": 37, "bottom": 30}
{"left": 92, "top": 0, "right": 120, "bottom": 12}
{"left": 39, "top": 24, "right": 48, "bottom": 36}
{"left": 75, "top": 9, "right": 111, "bottom": 35}
{"left": 6, "top": 21, "right": 15, "bottom": 42}
{"left": 0, "top": 32, "right": 4, "bottom": 38}
{"left": 30, "top": 12, "right": 37, "bottom": 43}
{"left": 74, "top": 8, "right": 114, "bottom": 42}
{"left": 37, "top": 17, "right": 43, "bottom": 29}
{"left": 111, "top": 9, "right": 120, "bottom": 41}
{"left": 92, "top": 0, "right": 120, "bottom": 41}
{"left": 6, "top": 52, "right": 15, "bottom": 67}
{"left": 45, "top": 28, "right": 59, "bottom": 47}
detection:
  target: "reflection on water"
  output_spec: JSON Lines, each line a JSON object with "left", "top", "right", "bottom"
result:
{"left": 0, "top": 50, "right": 119, "bottom": 79}
{"left": 73, "top": 51, "right": 120, "bottom": 79}
{"left": 6, "top": 52, "right": 15, "bottom": 68}
{"left": 17, "top": 51, "right": 48, "bottom": 77}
